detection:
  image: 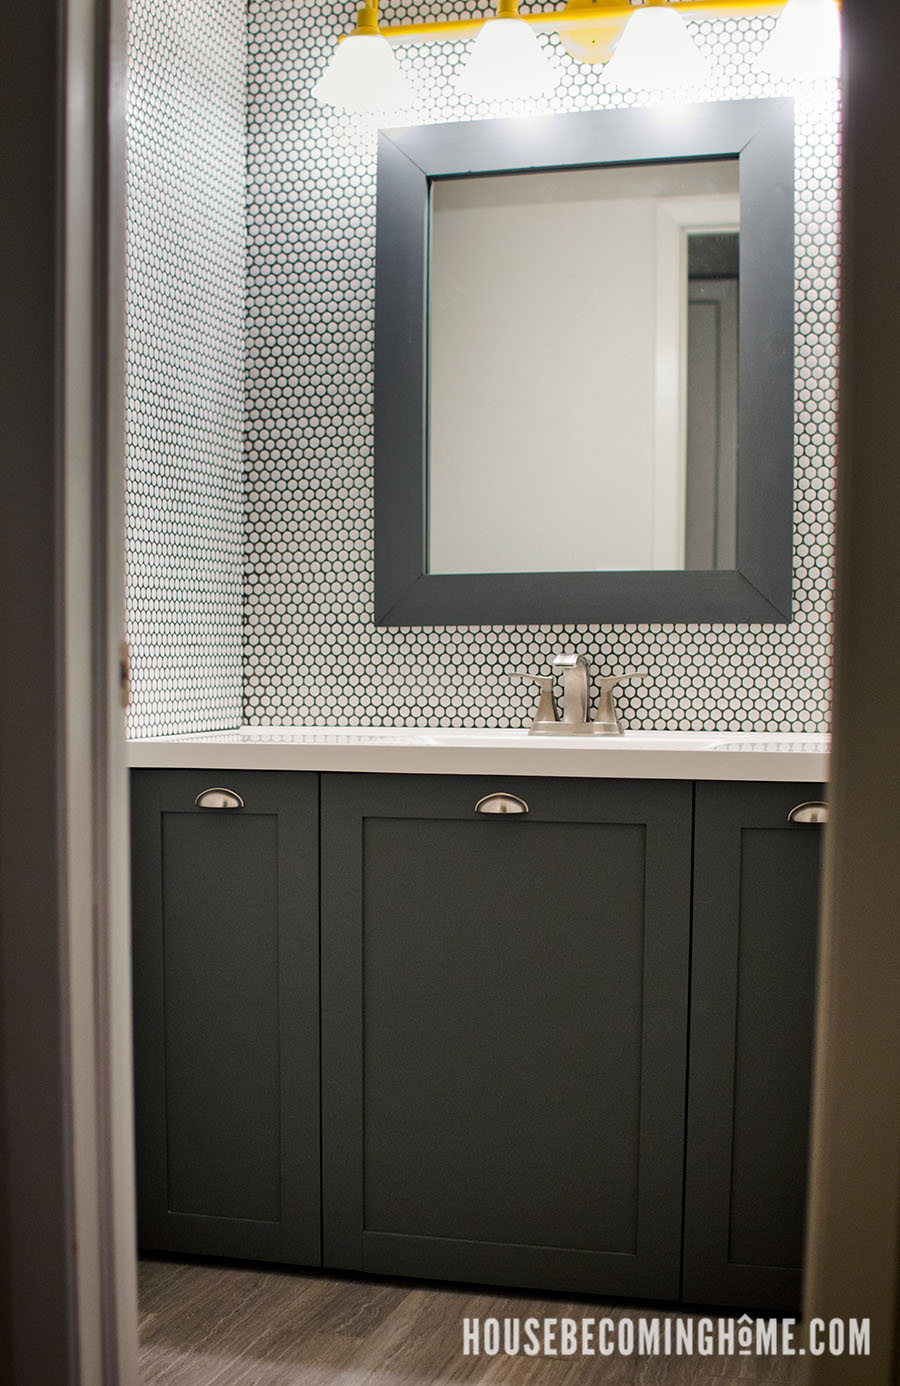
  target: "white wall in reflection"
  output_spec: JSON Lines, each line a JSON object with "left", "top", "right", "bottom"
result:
{"left": 428, "top": 158, "right": 739, "bottom": 575}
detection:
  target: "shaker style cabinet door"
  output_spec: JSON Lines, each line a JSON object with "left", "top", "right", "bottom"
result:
{"left": 320, "top": 773, "right": 693, "bottom": 1300}
{"left": 683, "top": 780, "right": 824, "bottom": 1312}
{"left": 130, "top": 770, "right": 321, "bottom": 1265}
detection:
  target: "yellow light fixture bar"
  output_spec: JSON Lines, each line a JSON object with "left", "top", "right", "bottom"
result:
{"left": 367, "top": 0, "right": 795, "bottom": 46}
{"left": 320, "top": 0, "right": 842, "bottom": 104}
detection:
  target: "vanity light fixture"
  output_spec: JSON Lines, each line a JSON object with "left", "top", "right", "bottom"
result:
{"left": 312, "top": 1, "right": 413, "bottom": 112}
{"left": 313, "top": 0, "right": 842, "bottom": 113}
{"left": 757, "top": 0, "right": 841, "bottom": 79}
{"left": 455, "top": 0, "right": 559, "bottom": 99}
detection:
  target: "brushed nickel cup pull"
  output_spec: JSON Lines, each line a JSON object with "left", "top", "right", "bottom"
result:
{"left": 475, "top": 793, "right": 529, "bottom": 816}
{"left": 788, "top": 801, "right": 827, "bottom": 825}
{"left": 195, "top": 788, "right": 244, "bottom": 810}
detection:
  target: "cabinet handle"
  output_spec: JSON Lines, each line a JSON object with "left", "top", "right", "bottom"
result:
{"left": 195, "top": 787, "right": 244, "bottom": 810}
{"left": 475, "top": 793, "right": 529, "bottom": 816}
{"left": 788, "top": 801, "right": 828, "bottom": 825}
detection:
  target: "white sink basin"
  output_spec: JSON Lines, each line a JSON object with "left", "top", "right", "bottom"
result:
{"left": 167, "top": 725, "right": 828, "bottom": 753}
{"left": 421, "top": 727, "right": 720, "bottom": 748}
{"left": 128, "top": 725, "right": 829, "bottom": 780}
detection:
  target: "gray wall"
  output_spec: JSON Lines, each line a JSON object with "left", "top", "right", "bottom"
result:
{"left": 1, "top": 6, "right": 83, "bottom": 1381}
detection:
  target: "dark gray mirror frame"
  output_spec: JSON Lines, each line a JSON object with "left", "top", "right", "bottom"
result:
{"left": 374, "top": 98, "right": 794, "bottom": 627}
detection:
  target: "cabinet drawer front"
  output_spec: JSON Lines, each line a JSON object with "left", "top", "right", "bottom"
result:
{"left": 683, "top": 780, "right": 824, "bottom": 1312}
{"left": 321, "top": 773, "right": 692, "bottom": 1300}
{"left": 131, "top": 769, "right": 321, "bottom": 1265}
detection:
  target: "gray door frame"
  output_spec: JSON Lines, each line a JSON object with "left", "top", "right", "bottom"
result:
{"left": 802, "top": 5, "right": 900, "bottom": 1384}
{"left": 0, "top": 1, "right": 138, "bottom": 1382}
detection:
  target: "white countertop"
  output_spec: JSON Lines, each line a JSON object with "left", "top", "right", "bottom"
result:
{"left": 126, "top": 726, "right": 829, "bottom": 782}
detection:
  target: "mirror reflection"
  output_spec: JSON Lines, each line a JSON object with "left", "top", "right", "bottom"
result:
{"left": 427, "top": 158, "right": 740, "bottom": 576}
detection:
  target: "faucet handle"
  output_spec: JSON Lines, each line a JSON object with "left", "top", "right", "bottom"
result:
{"left": 596, "top": 671, "right": 645, "bottom": 691}
{"left": 593, "top": 671, "right": 646, "bottom": 737}
{"left": 508, "top": 669, "right": 558, "bottom": 729}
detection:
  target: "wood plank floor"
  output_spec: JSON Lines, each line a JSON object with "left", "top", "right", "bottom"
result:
{"left": 138, "top": 1258, "right": 801, "bottom": 1386}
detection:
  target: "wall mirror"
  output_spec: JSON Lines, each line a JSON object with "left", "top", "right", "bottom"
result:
{"left": 374, "top": 99, "right": 794, "bottom": 627}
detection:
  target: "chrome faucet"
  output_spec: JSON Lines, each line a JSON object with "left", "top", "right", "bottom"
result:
{"left": 552, "top": 652, "right": 590, "bottom": 727}
{"left": 509, "top": 651, "right": 644, "bottom": 736}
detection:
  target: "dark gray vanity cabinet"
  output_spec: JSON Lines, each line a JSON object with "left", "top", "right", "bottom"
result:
{"left": 319, "top": 773, "right": 694, "bottom": 1301}
{"left": 129, "top": 766, "right": 823, "bottom": 1310}
{"left": 130, "top": 770, "right": 321, "bottom": 1265}
{"left": 682, "top": 780, "right": 824, "bottom": 1312}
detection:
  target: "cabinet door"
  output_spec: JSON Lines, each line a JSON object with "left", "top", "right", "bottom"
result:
{"left": 131, "top": 770, "right": 321, "bottom": 1264}
{"left": 321, "top": 773, "right": 692, "bottom": 1300}
{"left": 683, "top": 780, "right": 824, "bottom": 1311}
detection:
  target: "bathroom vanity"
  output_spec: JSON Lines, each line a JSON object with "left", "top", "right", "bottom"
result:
{"left": 128, "top": 729, "right": 827, "bottom": 1313}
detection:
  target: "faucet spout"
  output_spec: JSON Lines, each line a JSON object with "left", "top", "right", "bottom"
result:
{"left": 552, "top": 652, "right": 590, "bottom": 727}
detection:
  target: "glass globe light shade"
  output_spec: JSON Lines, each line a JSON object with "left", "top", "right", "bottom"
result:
{"left": 604, "top": 6, "right": 707, "bottom": 91}
{"left": 456, "top": 18, "right": 559, "bottom": 100}
{"left": 758, "top": 0, "right": 841, "bottom": 79}
{"left": 312, "top": 32, "right": 413, "bottom": 112}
